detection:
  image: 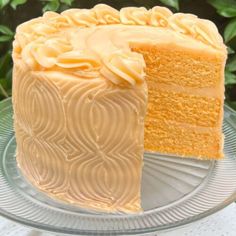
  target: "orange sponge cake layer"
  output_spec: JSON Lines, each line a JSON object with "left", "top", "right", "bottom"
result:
{"left": 145, "top": 119, "right": 223, "bottom": 158}
{"left": 132, "top": 43, "right": 226, "bottom": 159}
{"left": 148, "top": 90, "right": 222, "bottom": 127}
{"left": 133, "top": 44, "right": 225, "bottom": 88}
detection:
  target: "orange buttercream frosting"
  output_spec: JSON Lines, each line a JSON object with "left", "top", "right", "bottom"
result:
{"left": 12, "top": 4, "right": 226, "bottom": 213}
{"left": 14, "top": 4, "right": 225, "bottom": 86}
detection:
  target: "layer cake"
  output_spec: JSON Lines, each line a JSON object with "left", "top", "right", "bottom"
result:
{"left": 12, "top": 4, "right": 227, "bottom": 212}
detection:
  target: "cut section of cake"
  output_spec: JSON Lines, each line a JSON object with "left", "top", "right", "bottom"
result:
{"left": 12, "top": 4, "right": 227, "bottom": 212}
{"left": 132, "top": 41, "right": 225, "bottom": 158}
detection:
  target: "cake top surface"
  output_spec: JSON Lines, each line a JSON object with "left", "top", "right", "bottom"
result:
{"left": 13, "top": 4, "right": 226, "bottom": 87}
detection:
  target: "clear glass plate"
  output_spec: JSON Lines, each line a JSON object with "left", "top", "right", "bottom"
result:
{"left": 0, "top": 97, "right": 236, "bottom": 235}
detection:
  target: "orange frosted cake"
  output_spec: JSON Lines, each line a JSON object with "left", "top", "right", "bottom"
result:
{"left": 12, "top": 4, "right": 227, "bottom": 212}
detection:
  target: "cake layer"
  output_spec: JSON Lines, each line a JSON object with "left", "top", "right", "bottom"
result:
{"left": 144, "top": 118, "right": 223, "bottom": 159}
{"left": 132, "top": 44, "right": 225, "bottom": 88}
{"left": 148, "top": 89, "right": 223, "bottom": 127}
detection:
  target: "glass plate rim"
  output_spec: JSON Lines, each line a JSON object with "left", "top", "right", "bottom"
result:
{"left": 0, "top": 97, "right": 236, "bottom": 235}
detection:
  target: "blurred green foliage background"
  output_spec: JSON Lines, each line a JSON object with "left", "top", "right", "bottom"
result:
{"left": 0, "top": 0, "right": 236, "bottom": 110}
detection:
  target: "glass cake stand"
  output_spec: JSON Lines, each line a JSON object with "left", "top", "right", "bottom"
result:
{"left": 0, "top": 97, "right": 236, "bottom": 235}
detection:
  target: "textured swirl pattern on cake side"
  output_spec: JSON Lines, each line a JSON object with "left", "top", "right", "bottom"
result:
{"left": 13, "top": 63, "right": 69, "bottom": 194}
{"left": 13, "top": 60, "right": 147, "bottom": 212}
